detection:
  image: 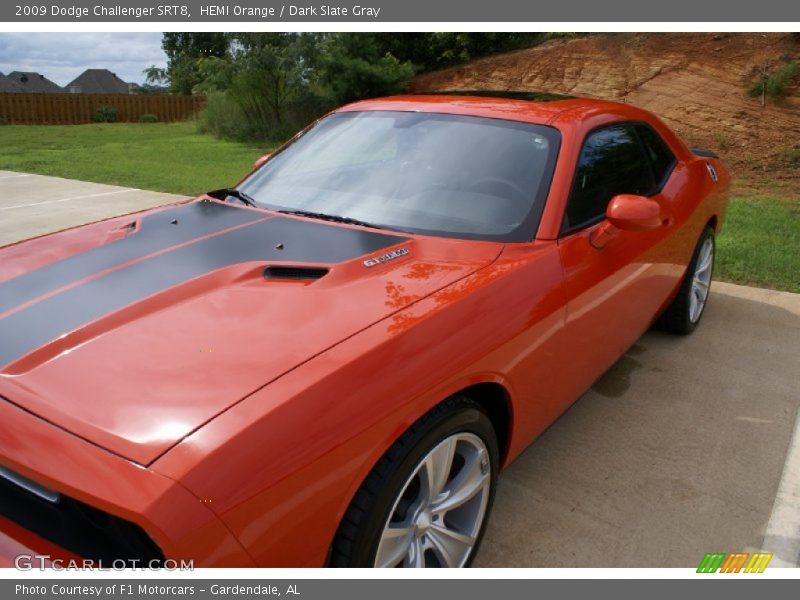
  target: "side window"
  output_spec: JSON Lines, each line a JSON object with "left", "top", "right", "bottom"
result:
{"left": 564, "top": 124, "right": 656, "bottom": 232}
{"left": 635, "top": 124, "right": 676, "bottom": 187}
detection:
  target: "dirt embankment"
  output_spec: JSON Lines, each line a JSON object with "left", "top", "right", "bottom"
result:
{"left": 411, "top": 33, "right": 800, "bottom": 195}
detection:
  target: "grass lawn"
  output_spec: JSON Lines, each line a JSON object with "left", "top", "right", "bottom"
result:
{"left": 0, "top": 122, "right": 797, "bottom": 292}
{"left": 0, "top": 122, "right": 272, "bottom": 196}
{"left": 716, "top": 196, "right": 800, "bottom": 293}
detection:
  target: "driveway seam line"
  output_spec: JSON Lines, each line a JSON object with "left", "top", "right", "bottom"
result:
{"left": 0, "top": 189, "right": 142, "bottom": 211}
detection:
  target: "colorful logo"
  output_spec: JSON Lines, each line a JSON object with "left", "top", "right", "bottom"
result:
{"left": 697, "top": 552, "right": 772, "bottom": 573}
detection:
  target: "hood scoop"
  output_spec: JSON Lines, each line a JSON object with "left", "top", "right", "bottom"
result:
{"left": 263, "top": 266, "right": 329, "bottom": 281}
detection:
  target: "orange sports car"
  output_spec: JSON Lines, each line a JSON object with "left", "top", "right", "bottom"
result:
{"left": 0, "top": 92, "right": 728, "bottom": 568}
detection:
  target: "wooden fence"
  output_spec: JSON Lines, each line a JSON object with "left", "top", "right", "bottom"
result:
{"left": 0, "top": 93, "right": 205, "bottom": 125}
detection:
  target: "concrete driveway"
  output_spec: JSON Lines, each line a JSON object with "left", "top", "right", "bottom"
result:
{"left": 0, "top": 170, "right": 183, "bottom": 246}
{"left": 1, "top": 171, "right": 798, "bottom": 568}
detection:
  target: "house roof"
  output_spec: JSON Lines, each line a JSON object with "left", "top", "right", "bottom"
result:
{"left": 66, "top": 69, "right": 132, "bottom": 94}
{"left": 0, "top": 73, "right": 22, "bottom": 93}
{"left": 2, "top": 71, "right": 64, "bottom": 93}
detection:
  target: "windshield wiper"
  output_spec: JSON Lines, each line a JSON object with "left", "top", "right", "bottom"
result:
{"left": 207, "top": 188, "right": 259, "bottom": 208}
{"left": 276, "top": 209, "right": 385, "bottom": 230}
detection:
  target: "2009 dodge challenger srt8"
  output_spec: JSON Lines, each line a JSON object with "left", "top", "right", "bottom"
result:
{"left": 0, "top": 92, "right": 728, "bottom": 568}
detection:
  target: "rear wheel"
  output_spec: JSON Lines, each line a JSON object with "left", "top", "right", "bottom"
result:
{"left": 330, "top": 397, "right": 499, "bottom": 568}
{"left": 657, "top": 226, "right": 715, "bottom": 335}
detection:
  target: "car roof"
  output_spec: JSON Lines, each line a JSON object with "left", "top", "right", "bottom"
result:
{"left": 337, "top": 92, "right": 633, "bottom": 126}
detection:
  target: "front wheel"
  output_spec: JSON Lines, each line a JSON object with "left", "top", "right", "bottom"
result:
{"left": 656, "top": 226, "right": 715, "bottom": 335}
{"left": 329, "top": 397, "right": 499, "bottom": 568}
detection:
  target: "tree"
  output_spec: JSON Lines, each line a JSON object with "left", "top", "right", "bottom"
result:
{"left": 360, "top": 33, "right": 549, "bottom": 72}
{"left": 748, "top": 60, "right": 799, "bottom": 106}
{"left": 187, "top": 32, "right": 551, "bottom": 141}
{"left": 232, "top": 42, "right": 307, "bottom": 126}
{"left": 161, "top": 33, "right": 229, "bottom": 94}
{"left": 142, "top": 65, "right": 167, "bottom": 86}
{"left": 315, "top": 34, "right": 415, "bottom": 104}
{"left": 195, "top": 34, "right": 313, "bottom": 138}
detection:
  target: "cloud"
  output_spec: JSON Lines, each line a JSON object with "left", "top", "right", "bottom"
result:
{"left": 0, "top": 32, "right": 167, "bottom": 86}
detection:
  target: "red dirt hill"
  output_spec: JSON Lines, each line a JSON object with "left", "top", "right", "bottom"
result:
{"left": 411, "top": 33, "right": 800, "bottom": 194}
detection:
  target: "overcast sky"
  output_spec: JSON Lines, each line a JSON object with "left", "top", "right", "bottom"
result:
{"left": 0, "top": 33, "right": 168, "bottom": 86}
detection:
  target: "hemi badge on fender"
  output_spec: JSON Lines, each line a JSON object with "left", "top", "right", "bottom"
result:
{"left": 364, "top": 247, "right": 409, "bottom": 268}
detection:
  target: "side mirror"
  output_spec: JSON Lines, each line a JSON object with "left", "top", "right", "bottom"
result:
{"left": 606, "top": 194, "right": 663, "bottom": 231}
{"left": 253, "top": 153, "right": 272, "bottom": 170}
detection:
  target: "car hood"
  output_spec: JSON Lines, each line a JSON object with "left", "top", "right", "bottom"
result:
{"left": 0, "top": 201, "right": 502, "bottom": 465}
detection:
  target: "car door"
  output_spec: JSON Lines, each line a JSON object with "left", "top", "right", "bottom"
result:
{"left": 556, "top": 122, "right": 680, "bottom": 402}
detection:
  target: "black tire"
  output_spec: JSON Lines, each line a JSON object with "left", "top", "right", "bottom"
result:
{"left": 329, "top": 396, "right": 499, "bottom": 568}
{"left": 656, "top": 226, "right": 715, "bottom": 335}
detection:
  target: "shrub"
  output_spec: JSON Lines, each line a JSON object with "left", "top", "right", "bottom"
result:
{"left": 198, "top": 90, "right": 327, "bottom": 142}
{"left": 780, "top": 145, "right": 800, "bottom": 165}
{"left": 138, "top": 113, "right": 159, "bottom": 123}
{"left": 749, "top": 61, "right": 799, "bottom": 98}
{"left": 713, "top": 131, "right": 730, "bottom": 150}
{"left": 197, "top": 92, "right": 253, "bottom": 140}
{"left": 767, "top": 61, "right": 799, "bottom": 96}
{"left": 93, "top": 105, "right": 117, "bottom": 123}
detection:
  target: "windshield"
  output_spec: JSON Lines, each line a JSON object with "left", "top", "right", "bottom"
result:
{"left": 238, "top": 110, "right": 560, "bottom": 242}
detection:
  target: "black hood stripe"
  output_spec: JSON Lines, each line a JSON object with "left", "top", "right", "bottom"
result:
{"left": 0, "top": 202, "right": 262, "bottom": 315}
{"left": 0, "top": 215, "right": 404, "bottom": 369}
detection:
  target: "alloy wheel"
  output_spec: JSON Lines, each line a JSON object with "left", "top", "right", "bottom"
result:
{"left": 374, "top": 433, "right": 491, "bottom": 568}
{"left": 689, "top": 236, "right": 714, "bottom": 323}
